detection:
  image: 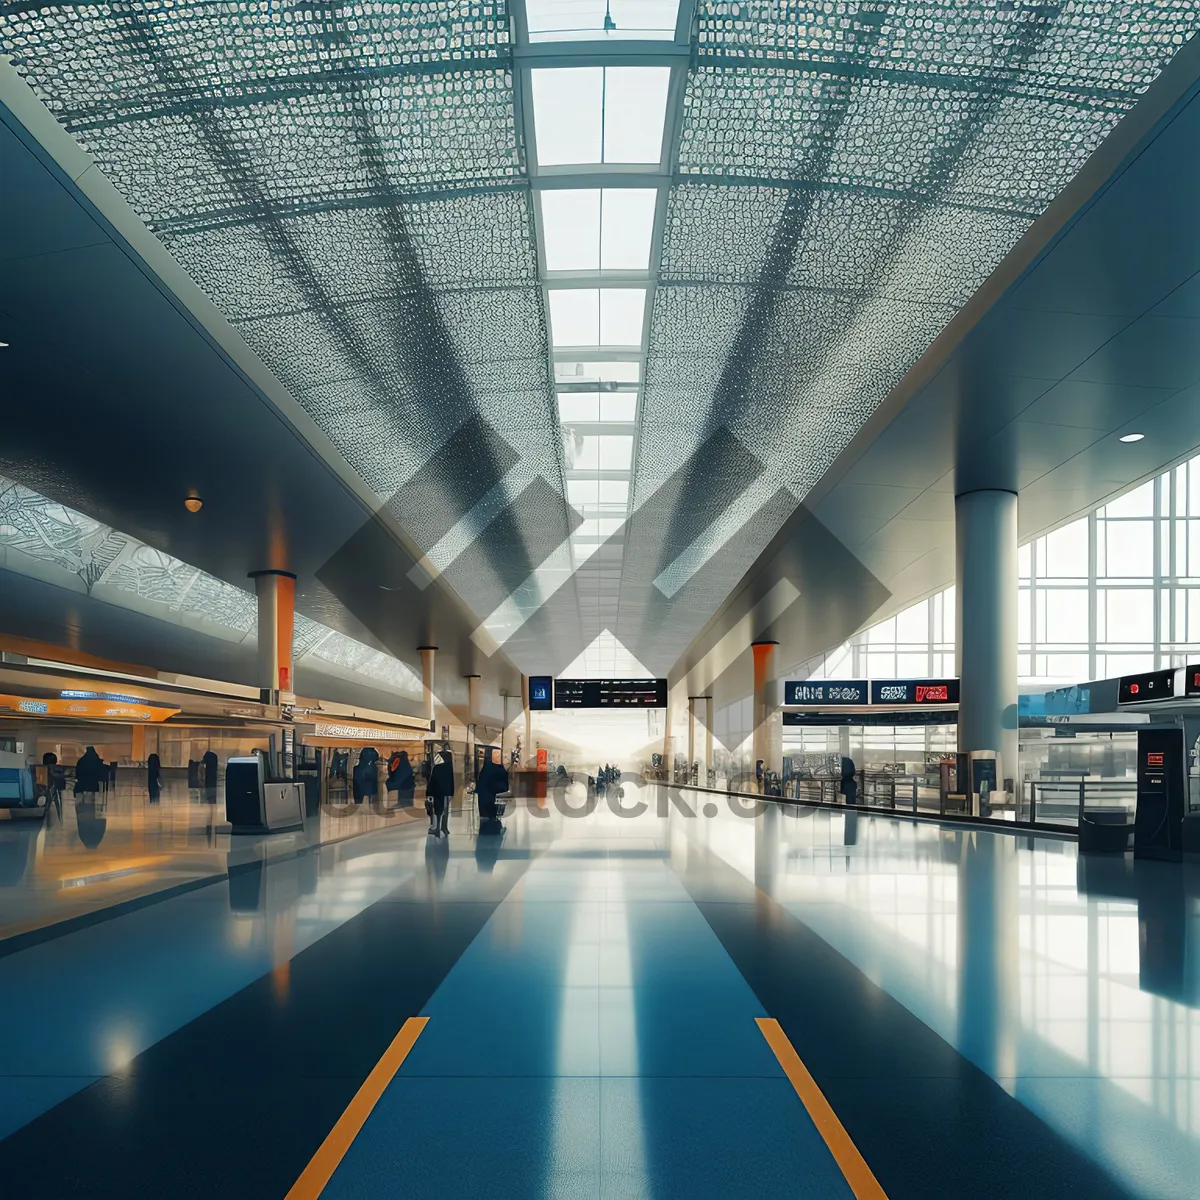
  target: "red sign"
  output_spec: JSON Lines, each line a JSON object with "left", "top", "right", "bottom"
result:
{"left": 1147, "top": 751, "right": 1164, "bottom": 767}
{"left": 536, "top": 748, "right": 548, "bottom": 769}
{"left": 915, "top": 685, "right": 949, "bottom": 703}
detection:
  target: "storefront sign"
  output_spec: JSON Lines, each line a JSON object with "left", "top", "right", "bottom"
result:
{"left": 869, "top": 679, "right": 960, "bottom": 706}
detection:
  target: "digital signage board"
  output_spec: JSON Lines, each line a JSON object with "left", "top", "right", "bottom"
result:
{"left": 783, "top": 680, "right": 868, "bottom": 706}
{"left": 869, "top": 679, "right": 960, "bottom": 706}
{"left": 553, "top": 679, "right": 667, "bottom": 708}
{"left": 1117, "top": 668, "right": 1175, "bottom": 705}
{"left": 528, "top": 676, "right": 554, "bottom": 712}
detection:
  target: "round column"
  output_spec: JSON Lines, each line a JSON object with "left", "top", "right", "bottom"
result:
{"left": 955, "top": 490, "right": 1019, "bottom": 788}
{"left": 249, "top": 569, "right": 296, "bottom": 699}
{"left": 418, "top": 646, "right": 437, "bottom": 731}
{"left": 752, "top": 640, "right": 780, "bottom": 788}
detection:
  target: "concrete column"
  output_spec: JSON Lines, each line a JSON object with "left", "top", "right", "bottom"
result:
{"left": 466, "top": 674, "right": 481, "bottom": 776}
{"left": 418, "top": 646, "right": 437, "bottom": 730}
{"left": 752, "top": 640, "right": 780, "bottom": 786}
{"left": 663, "top": 691, "right": 675, "bottom": 778}
{"left": 522, "top": 674, "right": 531, "bottom": 767}
{"left": 705, "top": 696, "right": 714, "bottom": 783}
{"left": 249, "top": 570, "right": 296, "bottom": 698}
{"left": 687, "top": 697, "right": 697, "bottom": 778}
{"left": 955, "top": 490, "right": 1019, "bottom": 789}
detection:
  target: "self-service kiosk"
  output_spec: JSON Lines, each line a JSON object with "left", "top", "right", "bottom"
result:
{"left": 1134, "top": 728, "right": 1185, "bottom": 861}
{"left": 225, "top": 753, "right": 304, "bottom": 834}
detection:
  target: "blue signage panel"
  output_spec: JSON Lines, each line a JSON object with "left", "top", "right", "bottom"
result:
{"left": 528, "top": 676, "right": 554, "bottom": 711}
{"left": 783, "top": 680, "right": 868, "bottom": 706}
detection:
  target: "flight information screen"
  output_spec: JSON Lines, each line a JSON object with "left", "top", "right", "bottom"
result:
{"left": 553, "top": 679, "right": 668, "bottom": 708}
{"left": 783, "top": 680, "right": 868, "bottom": 705}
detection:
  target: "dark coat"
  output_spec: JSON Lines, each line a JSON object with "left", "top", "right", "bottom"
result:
{"left": 427, "top": 750, "right": 454, "bottom": 800}
{"left": 387, "top": 751, "right": 415, "bottom": 793}
{"left": 476, "top": 760, "right": 509, "bottom": 819}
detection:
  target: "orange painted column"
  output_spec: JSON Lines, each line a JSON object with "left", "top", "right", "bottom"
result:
{"left": 250, "top": 569, "right": 297, "bottom": 700}
{"left": 752, "top": 640, "right": 780, "bottom": 788}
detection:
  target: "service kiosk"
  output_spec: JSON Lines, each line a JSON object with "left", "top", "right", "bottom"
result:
{"left": 225, "top": 750, "right": 304, "bottom": 834}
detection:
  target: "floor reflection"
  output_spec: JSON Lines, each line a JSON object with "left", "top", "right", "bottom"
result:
{"left": 677, "top": 799, "right": 1200, "bottom": 1197}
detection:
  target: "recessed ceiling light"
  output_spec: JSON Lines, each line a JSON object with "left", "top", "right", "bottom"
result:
{"left": 184, "top": 496, "right": 203, "bottom": 513}
{"left": 1119, "top": 433, "right": 1145, "bottom": 443}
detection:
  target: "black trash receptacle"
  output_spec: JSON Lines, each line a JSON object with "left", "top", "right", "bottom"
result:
{"left": 1079, "top": 810, "right": 1133, "bottom": 854}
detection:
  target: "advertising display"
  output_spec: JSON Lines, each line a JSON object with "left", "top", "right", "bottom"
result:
{"left": 869, "top": 679, "right": 960, "bottom": 706}
{"left": 553, "top": 679, "right": 667, "bottom": 708}
{"left": 528, "top": 676, "right": 554, "bottom": 711}
{"left": 783, "top": 680, "right": 868, "bottom": 706}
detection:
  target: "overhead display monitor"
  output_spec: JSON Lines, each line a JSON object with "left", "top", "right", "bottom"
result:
{"left": 783, "top": 680, "right": 868, "bottom": 706}
{"left": 528, "top": 676, "right": 554, "bottom": 712}
{"left": 870, "top": 679, "right": 960, "bottom": 706}
{"left": 553, "top": 679, "right": 667, "bottom": 708}
{"left": 1118, "top": 668, "right": 1175, "bottom": 704}
{"left": 1185, "top": 666, "right": 1200, "bottom": 697}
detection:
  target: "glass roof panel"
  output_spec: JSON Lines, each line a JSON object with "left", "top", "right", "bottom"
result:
{"left": 602, "top": 67, "right": 671, "bottom": 164}
{"left": 548, "top": 288, "right": 600, "bottom": 346}
{"left": 541, "top": 189, "right": 602, "bottom": 271}
{"left": 600, "top": 188, "right": 658, "bottom": 270}
{"left": 526, "top": 1, "right": 680, "bottom": 42}
{"left": 600, "top": 393, "right": 638, "bottom": 422}
{"left": 555, "top": 360, "right": 641, "bottom": 384}
{"left": 599, "top": 288, "right": 646, "bottom": 345}
{"left": 558, "top": 392, "right": 602, "bottom": 423}
{"left": 531, "top": 67, "right": 604, "bottom": 166}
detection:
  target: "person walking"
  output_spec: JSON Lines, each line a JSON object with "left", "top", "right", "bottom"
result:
{"left": 147, "top": 752, "right": 163, "bottom": 804}
{"left": 426, "top": 744, "right": 454, "bottom": 838}
{"left": 475, "top": 747, "right": 509, "bottom": 836}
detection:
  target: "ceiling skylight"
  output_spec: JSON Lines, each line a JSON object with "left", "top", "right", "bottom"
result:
{"left": 548, "top": 288, "right": 646, "bottom": 347}
{"left": 557, "top": 391, "right": 638, "bottom": 423}
{"left": 599, "top": 288, "right": 646, "bottom": 345}
{"left": 525, "top": 1, "right": 680, "bottom": 42}
{"left": 541, "top": 189, "right": 601, "bottom": 270}
{"left": 600, "top": 189, "right": 657, "bottom": 269}
{"left": 531, "top": 67, "right": 670, "bottom": 166}
{"left": 541, "top": 187, "right": 657, "bottom": 273}
{"left": 555, "top": 360, "right": 641, "bottom": 384}
{"left": 564, "top": 433, "right": 634, "bottom": 471}
{"left": 568, "top": 478, "right": 630, "bottom": 510}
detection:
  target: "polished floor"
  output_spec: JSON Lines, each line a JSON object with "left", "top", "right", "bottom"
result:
{"left": 0, "top": 784, "right": 1196, "bottom": 1197}
{"left": 0, "top": 778, "right": 421, "bottom": 944}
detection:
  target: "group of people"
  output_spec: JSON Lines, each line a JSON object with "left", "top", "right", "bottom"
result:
{"left": 425, "top": 744, "right": 508, "bottom": 839}
{"left": 337, "top": 741, "right": 508, "bottom": 839}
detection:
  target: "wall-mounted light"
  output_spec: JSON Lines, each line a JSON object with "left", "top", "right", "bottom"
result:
{"left": 184, "top": 496, "right": 203, "bottom": 513}
{"left": 1119, "top": 433, "right": 1145, "bottom": 443}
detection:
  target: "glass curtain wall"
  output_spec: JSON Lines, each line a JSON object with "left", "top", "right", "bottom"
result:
{"left": 794, "top": 452, "right": 1200, "bottom": 686}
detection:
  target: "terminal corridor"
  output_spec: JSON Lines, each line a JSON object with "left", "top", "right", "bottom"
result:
{"left": 5, "top": 1, "right": 1200, "bottom": 1196}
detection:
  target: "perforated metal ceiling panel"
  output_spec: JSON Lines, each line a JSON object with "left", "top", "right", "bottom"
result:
{"left": 3, "top": 2, "right": 1200, "bottom": 680}
{"left": 629, "top": 1, "right": 1200, "bottom": 668}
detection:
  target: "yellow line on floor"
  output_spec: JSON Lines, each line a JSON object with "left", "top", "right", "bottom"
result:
{"left": 286, "top": 1016, "right": 429, "bottom": 1200}
{"left": 756, "top": 1017, "right": 888, "bottom": 1200}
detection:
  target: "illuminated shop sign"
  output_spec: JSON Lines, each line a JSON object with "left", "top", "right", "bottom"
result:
{"left": 869, "top": 679, "right": 960, "bottom": 706}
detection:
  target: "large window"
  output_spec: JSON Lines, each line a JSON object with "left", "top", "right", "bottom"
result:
{"left": 797, "top": 452, "right": 1200, "bottom": 685}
